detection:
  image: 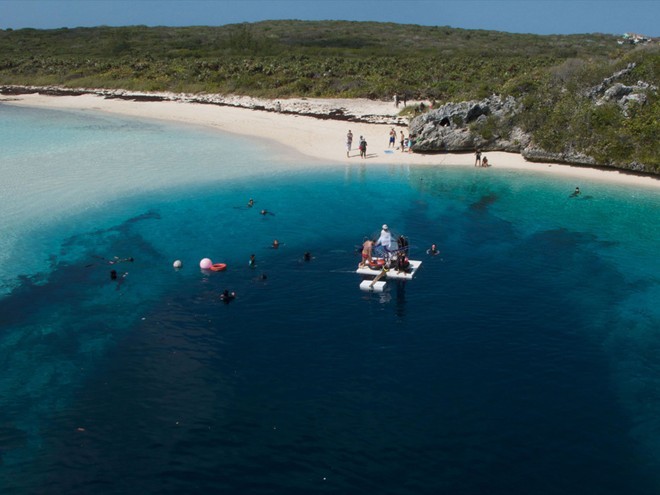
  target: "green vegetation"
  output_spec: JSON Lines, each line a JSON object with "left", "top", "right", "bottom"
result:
{"left": 509, "top": 46, "right": 659, "bottom": 170}
{"left": 0, "top": 21, "right": 657, "bottom": 171}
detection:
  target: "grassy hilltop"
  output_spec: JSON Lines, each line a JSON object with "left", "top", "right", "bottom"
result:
{"left": 0, "top": 21, "right": 658, "bottom": 171}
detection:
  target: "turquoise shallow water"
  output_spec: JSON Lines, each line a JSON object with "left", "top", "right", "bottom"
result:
{"left": 1, "top": 104, "right": 659, "bottom": 494}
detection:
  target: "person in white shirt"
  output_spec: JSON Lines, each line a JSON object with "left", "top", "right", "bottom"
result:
{"left": 376, "top": 224, "right": 395, "bottom": 257}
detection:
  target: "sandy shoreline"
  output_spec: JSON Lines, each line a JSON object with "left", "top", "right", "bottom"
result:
{"left": 2, "top": 91, "right": 659, "bottom": 190}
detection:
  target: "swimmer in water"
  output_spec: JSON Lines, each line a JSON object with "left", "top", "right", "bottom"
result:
{"left": 220, "top": 289, "right": 236, "bottom": 303}
{"left": 110, "top": 271, "right": 128, "bottom": 290}
{"left": 108, "top": 256, "right": 134, "bottom": 265}
{"left": 427, "top": 244, "right": 439, "bottom": 256}
{"left": 571, "top": 186, "right": 581, "bottom": 197}
{"left": 272, "top": 239, "right": 279, "bottom": 249}
{"left": 303, "top": 252, "right": 312, "bottom": 262}
{"left": 248, "top": 198, "right": 254, "bottom": 207}
{"left": 249, "top": 254, "right": 256, "bottom": 267}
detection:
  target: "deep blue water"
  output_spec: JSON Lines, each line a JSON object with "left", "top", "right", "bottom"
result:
{"left": 1, "top": 105, "right": 659, "bottom": 494}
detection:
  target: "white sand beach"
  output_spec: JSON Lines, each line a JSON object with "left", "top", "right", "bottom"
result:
{"left": 3, "top": 91, "right": 659, "bottom": 189}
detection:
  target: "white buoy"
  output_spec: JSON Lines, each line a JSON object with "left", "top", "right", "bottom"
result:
{"left": 173, "top": 260, "right": 182, "bottom": 269}
{"left": 199, "top": 258, "right": 213, "bottom": 269}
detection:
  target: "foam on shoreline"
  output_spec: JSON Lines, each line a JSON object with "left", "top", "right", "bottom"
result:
{"left": 3, "top": 92, "right": 658, "bottom": 190}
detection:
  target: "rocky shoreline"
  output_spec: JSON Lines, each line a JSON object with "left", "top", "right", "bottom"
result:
{"left": 408, "top": 62, "right": 658, "bottom": 175}
{"left": 0, "top": 85, "right": 407, "bottom": 126}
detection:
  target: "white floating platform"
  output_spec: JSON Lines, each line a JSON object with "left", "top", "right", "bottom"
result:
{"left": 359, "top": 280, "right": 387, "bottom": 292}
{"left": 356, "top": 260, "right": 422, "bottom": 281}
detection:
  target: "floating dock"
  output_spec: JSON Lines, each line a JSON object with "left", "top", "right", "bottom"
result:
{"left": 357, "top": 258, "right": 422, "bottom": 291}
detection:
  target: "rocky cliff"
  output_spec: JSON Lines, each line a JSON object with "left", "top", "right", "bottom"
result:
{"left": 408, "top": 62, "right": 658, "bottom": 174}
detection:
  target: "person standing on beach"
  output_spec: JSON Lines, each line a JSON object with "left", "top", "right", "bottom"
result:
{"left": 346, "top": 130, "right": 353, "bottom": 157}
{"left": 400, "top": 130, "right": 405, "bottom": 152}
{"left": 389, "top": 128, "right": 396, "bottom": 148}
{"left": 359, "top": 136, "right": 367, "bottom": 158}
{"left": 407, "top": 135, "right": 415, "bottom": 153}
{"left": 475, "top": 149, "right": 482, "bottom": 167}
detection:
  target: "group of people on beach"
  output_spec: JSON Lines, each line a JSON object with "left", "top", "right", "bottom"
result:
{"left": 346, "top": 130, "right": 369, "bottom": 158}
{"left": 474, "top": 150, "right": 490, "bottom": 167}
{"left": 394, "top": 94, "right": 435, "bottom": 115}
{"left": 346, "top": 128, "right": 416, "bottom": 158}
{"left": 389, "top": 128, "right": 415, "bottom": 153}
{"left": 394, "top": 93, "right": 407, "bottom": 108}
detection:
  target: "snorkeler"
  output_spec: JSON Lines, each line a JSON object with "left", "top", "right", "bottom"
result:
{"left": 427, "top": 244, "right": 440, "bottom": 256}
{"left": 110, "top": 271, "right": 128, "bottom": 290}
{"left": 220, "top": 289, "right": 236, "bottom": 303}
{"left": 108, "top": 256, "right": 134, "bottom": 264}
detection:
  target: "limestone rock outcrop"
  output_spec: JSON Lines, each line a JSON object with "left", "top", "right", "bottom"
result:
{"left": 408, "top": 95, "right": 528, "bottom": 153}
{"left": 407, "top": 68, "right": 657, "bottom": 173}
{"left": 584, "top": 62, "right": 657, "bottom": 114}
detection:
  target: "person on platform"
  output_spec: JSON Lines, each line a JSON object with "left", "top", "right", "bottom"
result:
{"left": 376, "top": 224, "right": 396, "bottom": 257}
{"left": 360, "top": 239, "right": 374, "bottom": 267}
